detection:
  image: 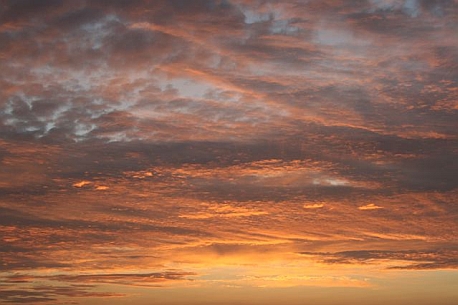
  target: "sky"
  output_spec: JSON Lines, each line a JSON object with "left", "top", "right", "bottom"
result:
{"left": 0, "top": 0, "right": 457, "bottom": 304}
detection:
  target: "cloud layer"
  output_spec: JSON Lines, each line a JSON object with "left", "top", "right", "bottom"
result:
{"left": 1, "top": 0, "right": 457, "bottom": 304}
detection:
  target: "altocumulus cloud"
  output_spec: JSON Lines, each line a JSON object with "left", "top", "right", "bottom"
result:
{"left": 0, "top": 1, "right": 457, "bottom": 304}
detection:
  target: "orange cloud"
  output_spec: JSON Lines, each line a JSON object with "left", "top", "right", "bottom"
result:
{"left": 303, "top": 203, "right": 324, "bottom": 209}
{"left": 95, "top": 185, "right": 109, "bottom": 190}
{"left": 72, "top": 180, "right": 92, "bottom": 188}
{"left": 358, "top": 203, "right": 383, "bottom": 210}
{"left": 1, "top": 1, "right": 457, "bottom": 304}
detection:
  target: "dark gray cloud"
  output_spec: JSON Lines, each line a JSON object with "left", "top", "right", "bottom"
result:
{"left": 0, "top": 284, "right": 124, "bottom": 303}
{"left": 300, "top": 247, "right": 458, "bottom": 269}
{"left": 47, "top": 271, "right": 196, "bottom": 284}
{"left": 0, "top": 271, "right": 194, "bottom": 303}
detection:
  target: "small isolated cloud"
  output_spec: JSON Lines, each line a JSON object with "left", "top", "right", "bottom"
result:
{"left": 303, "top": 203, "right": 324, "bottom": 209}
{"left": 72, "top": 180, "right": 92, "bottom": 188}
{"left": 124, "top": 171, "right": 154, "bottom": 179}
{"left": 312, "top": 178, "right": 350, "bottom": 186}
{"left": 95, "top": 185, "right": 109, "bottom": 190}
{"left": 358, "top": 203, "right": 383, "bottom": 210}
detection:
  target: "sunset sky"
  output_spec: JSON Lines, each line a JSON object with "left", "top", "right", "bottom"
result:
{"left": 1, "top": 0, "right": 457, "bottom": 304}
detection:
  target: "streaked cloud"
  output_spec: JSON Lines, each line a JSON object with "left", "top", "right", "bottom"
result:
{"left": 300, "top": 247, "right": 458, "bottom": 270}
{"left": 0, "top": 271, "right": 195, "bottom": 304}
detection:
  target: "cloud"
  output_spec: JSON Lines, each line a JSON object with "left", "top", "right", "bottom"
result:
{"left": 95, "top": 185, "right": 109, "bottom": 190}
{"left": 0, "top": 1, "right": 457, "bottom": 304}
{"left": 358, "top": 203, "right": 383, "bottom": 210}
{"left": 0, "top": 287, "right": 124, "bottom": 304}
{"left": 47, "top": 271, "right": 196, "bottom": 286}
{"left": 299, "top": 248, "right": 458, "bottom": 270}
{"left": 1, "top": 0, "right": 457, "bottom": 145}
{"left": 303, "top": 203, "right": 324, "bottom": 209}
{"left": 72, "top": 180, "right": 91, "bottom": 188}
{"left": 0, "top": 270, "right": 195, "bottom": 303}
{"left": 179, "top": 204, "right": 268, "bottom": 219}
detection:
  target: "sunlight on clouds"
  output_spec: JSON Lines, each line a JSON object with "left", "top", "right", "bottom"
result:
{"left": 303, "top": 203, "right": 325, "bottom": 209}
{"left": 95, "top": 185, "right": 109, "bottom": 191}
{"left": 0, "top": 0, "right": 457, "bottom": 304}
{"left": 146, "top": 159, "right": 378, "bottom": 189}
{"left": 358, "top": 203, "right": 383, "bottom": 210}
{"left": 179, "top": 204, "right": 268, "bottom": 219}
{"left": 361, "top": 232, "right": 427, "bottom": 241}
{"left": 72, "top": 180, "right": 92, "bottom": 188}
